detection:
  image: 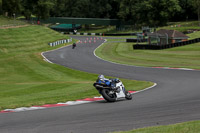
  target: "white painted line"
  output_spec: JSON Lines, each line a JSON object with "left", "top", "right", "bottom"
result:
{"left": 57, "top": 101, "right": 92, "bottom": 106}
{"left": 94, "top": 96, "right": 103, "bottom": 98}
{"left": 172, "top": 68, "right": 194, "bottom": 71}
{"left": 41, "top": 38, "right": 73, "bottom": 64}
{"left": 1, "top": 38, "right": 159, "bottom": 114}
{"left": 41, "top": 52, "right": 53, "bottom": 64}
{"left": 4, "top": 107, "right": 45, "bottom": 112}
{"left": 134, "top": 83, "right": 157, "bottom": 94}
{"left": 0, "top": 83, "right": 157, "bottom": 113}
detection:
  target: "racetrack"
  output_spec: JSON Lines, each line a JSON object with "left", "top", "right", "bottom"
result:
{"left": 0, "top": 36, "right": 200, "bottom": 133}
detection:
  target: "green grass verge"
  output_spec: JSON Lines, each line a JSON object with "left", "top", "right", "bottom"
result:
{"left": 158, "top": 21, "right": 200, "bottom": 32}
{"left": 95, "top": 38, "right": 200, "bottom": 69}
{"left": 0, "top": 24, "right": 153, "bottom": 110}
{"left": 78, "top": 21, "right": 200, "bottom": 33}
{"left": 187, "top": 31, "right": 200, "bottom": 39}
{"left": 112, "top": 120, "right": 200, "bottom": 133}
{"left": 0, "top": 16, "right": 27, "bottom": 26}
{"left": 78, "top": 25, "right": 138, "bottom": 34}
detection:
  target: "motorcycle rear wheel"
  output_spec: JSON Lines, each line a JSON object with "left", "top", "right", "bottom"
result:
{"left": 101, "top": 89, "right": 117, "bottom": 102}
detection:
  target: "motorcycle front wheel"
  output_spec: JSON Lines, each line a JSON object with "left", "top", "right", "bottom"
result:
{"left": 101, "top": 89, "right": 117, "bottom": 102}
{"left": 125, "top": 91, "right": 132, "bottom": 100}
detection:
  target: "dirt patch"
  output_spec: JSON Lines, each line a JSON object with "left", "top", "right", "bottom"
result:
{"left": 0, "top": 24, "right": 29, "bottom": 29}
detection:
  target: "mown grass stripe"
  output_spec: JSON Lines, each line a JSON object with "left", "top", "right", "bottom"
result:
{"left": 95, "top": 40, "right": 200, "bottom": 69}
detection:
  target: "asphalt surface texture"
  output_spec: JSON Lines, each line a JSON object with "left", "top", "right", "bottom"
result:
{"left": 0, "top": 36, "right": 200, "bottom": 133}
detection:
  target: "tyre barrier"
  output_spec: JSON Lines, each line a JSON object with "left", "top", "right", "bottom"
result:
{"left": 48, "top": 38, "right": 72, "bottom": 47}
{"left": 69, "top": 32, "right": 103, "bottom": 36}
{"left": 127, "top": 38, "right": 137, "bottom": 42}
{"left": 126, "top": 38, "right": 147, "bottom": 42}
{"left": 133, "top": 37, "right": 200, "bottom": 50}
{"left": 103, "top": 33, "right": 137, "bottom": 36}
{"left": 68, "top": 32, "right": 137, "bottom": 36}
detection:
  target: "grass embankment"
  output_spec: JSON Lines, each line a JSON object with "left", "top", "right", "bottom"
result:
{"left": 158, "top": 21, "right": 200, "bottom": 32}
{"left": 96, "top": 33, "right": 200, "bottom": 69}
{"left": 188, "top": 30, "right": 200, "bottom": 39}
{"left": 113, "top": 120, "right": 200, "bottom": 133}
{"left": 78, "top": 21, "right": 200, "bottom": 33}
{"left": 78, "top": 25, "right": 137, "bottom": 34}
{"left": 0, "top": 16, "right": 26, "bottom": 27}
{"left": 0, "top": 25, "right": 152, "bottom": 110}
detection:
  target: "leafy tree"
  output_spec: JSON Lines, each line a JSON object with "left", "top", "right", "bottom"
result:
{"left": 58, "top": 0, "right": 112, "bottom": 18}
{"left": 1, "top": 0, "right": 199, "bottom": 27}
{"left": 95, "top": 0, "right": 112, "bottom": 18}
{"left": 70, "top": 0, "right": 90, "bottom": 17}
{"left": 175, "top": 0, "right": 195, "bottom": 21}
{"left": 0, "top": 0, "right": 2, "bottom": 15}
{"left": 50, "top": 0, "right": 66, "bottom": 17}
{"left": 35, "top": 0, "right": 54, "bottom": 20}
{"left": 118, "top": 0, "right": 139, "bottom": 21}
{"left": 120, "top": 0, "right": 181, "bottom": 26}
{"left": 21, "top": 0, "right": 37, "bottom": 20}
{"left": 148, "top": 0, "right": 181, "bottom": 26}
{"left": 58, "top": 0, "right": 79, "bottom": 17}
{"left": 2, "top": 0, "right": 22, "bottom": 17}
{"left": 192, "top": 0, "right": 200, "bottom": 26}
{"left": 109, "top": 0, "right": 121, "bottom": 19}
{"left": 135, "top": 0, "right": 153, "bottom": 25}
{"left": 21, "top": 0, "right": 54, "bottom": 20}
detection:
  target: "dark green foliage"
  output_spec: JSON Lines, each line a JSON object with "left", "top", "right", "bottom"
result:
{"left": 191, "top": 0, "right": 200, "bottom": 26}
{"left": 2, "top": 0, "right": 21, "bottom": 16}
{"left": 0, "top": 0, "right": 2, "bottom": 15}
{"left": 1, "top": 0, "right": 200, "bottom": 27}
{"left": 21, "top": 0, "right": 36, "bottom": 20}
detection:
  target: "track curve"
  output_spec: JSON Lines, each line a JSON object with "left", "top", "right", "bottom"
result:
{"left": 0, "top": 36, "right": 200, "bottom": 133}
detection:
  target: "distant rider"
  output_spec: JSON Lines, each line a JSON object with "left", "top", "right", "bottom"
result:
{"left": 72, "top": 43, "right": 76, "bottom": 49}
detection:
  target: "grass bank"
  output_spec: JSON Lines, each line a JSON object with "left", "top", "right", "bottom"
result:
{"left": 0, "top": 16, "right": 27, "bottom": 27}
{"left": 77, "top": 21, "right": 200, "bottom": 33}
{"left": 112, "top": 120, "right": 200, "bottom": 133}
{"left": 159, "top": 21, "right": 200, "bottom": 32}
{"left": 187, "top": 31, "right": 200, "bottom": 39}
{"left": 0, "top": 25, "right": 153, "bottom": 110}
{"left": 95, "top": 37, "right": 200, "bottom": 69}
{"left": 78, "top": 25, "right": 138, "bottom": 34}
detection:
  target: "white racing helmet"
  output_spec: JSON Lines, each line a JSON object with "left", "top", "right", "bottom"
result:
{"left": 98, "top": 75, "right": 105, "bottom": 81}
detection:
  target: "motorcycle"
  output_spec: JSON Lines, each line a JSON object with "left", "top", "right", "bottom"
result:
{"left": 72, "top": 43, "right": 76, "bottom": 49}
{"left": 93, "top": 78, "right": 132, "bottom": 102}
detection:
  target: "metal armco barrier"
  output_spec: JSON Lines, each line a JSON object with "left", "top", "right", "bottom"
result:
{"left": 48, "top": 38, "right": 72, "bottom": 47}
{"left": 133, "top": 37, "right": 200, "bottom": 50}
{"left": 68, "top": 32, "right": 136, "bottom": 36}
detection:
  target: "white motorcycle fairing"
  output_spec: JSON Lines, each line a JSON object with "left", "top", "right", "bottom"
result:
{"left": 115, "top": 82, "right": 126, "bottom": 99}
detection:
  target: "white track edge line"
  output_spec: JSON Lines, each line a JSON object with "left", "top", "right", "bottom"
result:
{"left": 134, "top": 83, "right": 157, "bottom": 94}
{"left": 93, "top": 40, "right": 198, "bottom": 71}
{"left": 41, "top": 52, "right": 53, "bottom": 64}
{"left": 93, "top": 40, "right": 157, "bottom": 93}
{"left": 1, "top": 83, "right": 157, "bottom": 113}
{"left": 41, "top": 38, "right": 74, "bottom": 63}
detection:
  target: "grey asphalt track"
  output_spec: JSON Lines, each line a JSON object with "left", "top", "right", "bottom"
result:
{"left": 0, "top": 36, "right": 200, "bottom": 133}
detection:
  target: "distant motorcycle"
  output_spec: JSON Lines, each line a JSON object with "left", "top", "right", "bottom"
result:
{"left": 72, "top": 43, "right": 76, "bottom": 49}
{"left": 93, "top": 75, "right": 132, "bottom": 102}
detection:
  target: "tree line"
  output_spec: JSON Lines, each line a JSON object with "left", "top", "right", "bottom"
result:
{"left": 1, "top": 0, "right": 200, "bottom": 26}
